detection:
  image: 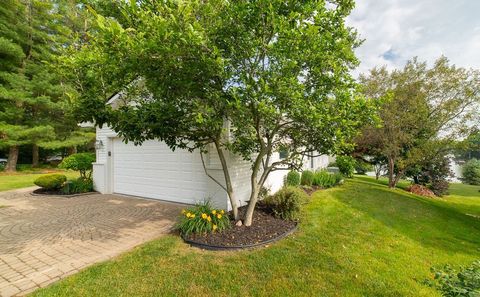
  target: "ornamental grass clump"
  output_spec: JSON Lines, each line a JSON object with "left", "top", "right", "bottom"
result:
{"left": 177, "top": 202, "right": 230, "bottom": 236}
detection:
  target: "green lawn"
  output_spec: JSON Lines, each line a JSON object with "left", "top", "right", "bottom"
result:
{"left": 0, "top": 170, "right": 79, "bottom": 192}
{"left": 32, "top": 177, "right": 480, "bottom": 297}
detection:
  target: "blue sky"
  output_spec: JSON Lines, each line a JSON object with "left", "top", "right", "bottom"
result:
{"left": 347, "top": 0, "right": 480, "bottom": 75}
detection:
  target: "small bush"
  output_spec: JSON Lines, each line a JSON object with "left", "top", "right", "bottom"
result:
{"left": 336, "top": 156, "right": 356, "bottom": 178}
{"left": 177, "top": 201, "right": 230, "bottom": 235}
{"left": 312, "top": 170, "right": 343, "bottom": 188}
{"left": 430, "top": 179, "right": 449, "bottom": 197}
{"left": 264, "top": 186, "right": 308, "bottom": 220}
{"left": 62, "top": 177, "right": 94, "bottom": 194}
{"left": 285, "top": 170, "right": 301, "bottom": 187}
{"left": 425, "top": 260, "right": 480, "bottom": 297}
{"left": 59, "top": 153, "right": 95, "bottom": 179}
{"left": 0, "top": 163, "right": 4, "bottom": 171}
{"left": 300, "top": 170, "right": 314, "bottom": 186}
{"left": 34, "top": 174, "right": 67, "bottom": 190}
{"left": 462, "top": 159, "right": 480, "bottom": 185}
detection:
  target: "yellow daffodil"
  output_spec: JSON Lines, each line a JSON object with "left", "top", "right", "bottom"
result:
{"left": 207, "top": 216, "right": 212, "bottom": 222}
{"left": 212, "top": 210, "right": 217, "bottom": 215}
{"left": 217, "top": 214, "right": 222, "bottom": 219}
{"left": 186, "top": 212, "right": 191, "bottom": 218}
{"left": 201, "top": 213, "right": 207, "bottom": 219}
{"left": 220, "top": 210, "right": 225, "bottom": 215}
{"left": 212, "top": 224, "right": 218, "bottom": 231}
{"left": 191, "top": 214, "right": 195, "bottom": 218}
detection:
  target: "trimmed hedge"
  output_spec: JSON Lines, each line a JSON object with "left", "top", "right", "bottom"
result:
{"left": 34, "top": 174, "right": 67, "bottom": 190}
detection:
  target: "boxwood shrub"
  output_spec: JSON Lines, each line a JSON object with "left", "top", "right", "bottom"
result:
{"left": 34, "top": 174, "right": 67, "bottom": 190}
{"left": 285, "top": 170, "right": 301, "bottom": 187}
{"left": 264, "top": 186, "right": 309, "bottom": 220}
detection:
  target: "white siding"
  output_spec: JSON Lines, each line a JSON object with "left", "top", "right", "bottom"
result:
{"left": 93, "top": 126, "right": 334, "bottom": 208}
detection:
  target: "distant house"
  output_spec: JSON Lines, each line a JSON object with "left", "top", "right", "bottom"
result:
{"left": 92, "top": 95, "right": 332, "bottom": 209}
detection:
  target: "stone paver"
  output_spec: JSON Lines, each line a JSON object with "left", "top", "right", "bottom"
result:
{"left": 0, "top": 187, "right": 183, "bottom": 297}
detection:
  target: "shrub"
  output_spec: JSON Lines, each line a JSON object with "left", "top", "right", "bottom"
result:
{"left": 264, "top": 186, "right": 308, "bottom": 220}
{"left": 312, "top": 170, "right": 343, "bottom": 188}
{"left": 336, "top": 155, "right": 356, "bottom": 178}
{"left": 300, "top": 170, "right": 314, "bottom": 186}
{"left": 177, "top": 201, "right": 230, "bottom": 235}
{"left": 0, "top": 163, "right": 4, "bottom": 171}
{"left": 285, "top": 170, "right": 300, "bottom": 187}
{"left": 462, "top": 159, "right": 480, "bottom": 185}
{"left": 34, "top": 174, "right": 67, "bottom": 190}
{"left": 59, "top": 153, "right": 95, "bottom": 179}
{"left": 430, "top": 179, "right": 449, "bottom": 197}
{"left": 425, "top": 260, "right": 480, "bottom": 297}
{"left": 62, "top": 177, "right": 94, "bottom": 194}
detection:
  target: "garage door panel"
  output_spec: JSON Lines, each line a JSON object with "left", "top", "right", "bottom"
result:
{"left": 112, "top": 139, "right": 207, "bottom": 204}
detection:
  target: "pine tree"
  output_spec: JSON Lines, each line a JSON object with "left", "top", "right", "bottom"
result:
{"left": 0, "top": 0, "right": 93, "bottom": 171}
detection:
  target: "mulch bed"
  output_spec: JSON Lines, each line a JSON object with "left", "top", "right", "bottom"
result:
{"left": 32, "top": 188, "right": 66, "bottom": 195}
{"left": 301, "top": 185, "right": 323, "bottom": 196}
{"left": 32, "top": 188, "right": 94, "bottom": 196}
{"left": 183, "top": 205, "right": 297, "bottom": 249}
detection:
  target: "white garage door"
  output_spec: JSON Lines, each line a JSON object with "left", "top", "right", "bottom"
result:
{"left": 112, "top": 138, "right": 208, "bottom": 204}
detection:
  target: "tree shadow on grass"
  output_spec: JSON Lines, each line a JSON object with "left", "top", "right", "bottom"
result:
{"left": 331, "top": 178, "right": 480, "bottom": 255}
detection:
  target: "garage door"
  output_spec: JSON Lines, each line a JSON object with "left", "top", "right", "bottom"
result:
{"left": 112, "top": 138, "right": 208, "bottom": 204}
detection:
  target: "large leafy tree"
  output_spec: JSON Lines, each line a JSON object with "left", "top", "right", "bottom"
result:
{"left": 67, "top": 0, "right": 372, "bottom": 225}
{"left": 356, "top": 57, "right": 480, "bottom": 188}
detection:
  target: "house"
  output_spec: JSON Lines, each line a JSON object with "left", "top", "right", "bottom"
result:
{"left": 92, "top": 95, "right": 333, "bottom": 210}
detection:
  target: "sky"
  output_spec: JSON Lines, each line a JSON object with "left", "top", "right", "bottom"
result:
{"left": 346, "top": 0, "right": 480, "bottom": 76}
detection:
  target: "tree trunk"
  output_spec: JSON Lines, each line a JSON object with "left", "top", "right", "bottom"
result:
{"left": 67, "top": 146, "right": 77, "bottom": 155}
{"left": 387, "top": 157, "right": 395, "bottom": 188}
{"left": 5, "top": 146, "right": 19, "bottom": 172}
{"left": 374, "top": 164, "right": 381, "bottom": 180}
{"left": 393, "top": 171, "right": 404, "bottom": 188}
{"left": 243, "top": 180, "right": 259, "bottom": 227}
{"left": 243, "top": 151, "right": 268, "bottom": 227}
{"left": 32, "top": 144, "right": 39, "bottom": 168}
{"left": 214, "top": 141, "right": 239, "bottom": 220}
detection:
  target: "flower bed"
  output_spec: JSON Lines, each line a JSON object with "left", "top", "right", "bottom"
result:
{"left": 182, "top": 205, "right": 297, "bottom": 250}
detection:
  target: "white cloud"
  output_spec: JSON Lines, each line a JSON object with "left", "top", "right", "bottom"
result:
{"left": 347, "top": 0, "right": 480, "bottom": 76}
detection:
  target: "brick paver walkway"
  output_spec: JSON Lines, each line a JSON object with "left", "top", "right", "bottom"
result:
{"left": 0, "top": 187, "right": 183, "bottom": 297}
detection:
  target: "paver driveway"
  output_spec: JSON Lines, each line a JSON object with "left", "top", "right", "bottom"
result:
{"left": 0, "top": 187, "right": 184, "bottom": 297}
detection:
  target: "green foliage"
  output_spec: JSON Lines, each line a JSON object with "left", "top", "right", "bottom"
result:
{"left": 264, "top": 187, "right": 309, "bottom": 220}
{"left": 300, "top": 170, "right": 314, "bottom": 186}
{"left": 59, "top": 153, "right": 95, "bottom": 179}
{"left": 0, "top": 1, "right": 92, "bottom": 171}
{"left": 355, "top": 160, "right": 373, "bottom": 175}
{"left": 34, "top": 174, "right": 67, "bottom": 190}
{"left": 62, "top": 177, "right": 94, "bottom": 194}
{"left": 426, "top": 260, "right": 480, "bottom": 297}
{"left": 312, "top": 170, "right": 343, "bottom": 188}
{"left": 176, "top": 202, "right": 229, "bottom": 236}
{"left": 356, "top": 57, "right": 480, "bottom": 188}
{"left": 65, "top": 0, "right": 375, "bottom": 225}
{"left": 336, "top": 156, "right": 356, "bottom": 178}
{"left": 285, "top": 171, "right": 301, "bottom": 187}
{"left": 462, "top": 159, "right": 480, "bottom": 185}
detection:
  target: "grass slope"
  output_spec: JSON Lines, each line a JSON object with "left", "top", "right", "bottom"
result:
{"left": 0, "top": 170, "right": 79, "bottom": 192}
{"left": 32, "top": 178, "right": 480, "bottom": 297}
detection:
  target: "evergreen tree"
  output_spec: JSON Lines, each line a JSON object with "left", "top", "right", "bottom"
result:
{"left": 0, "top": 0, "right": 93, "bottom": 171}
